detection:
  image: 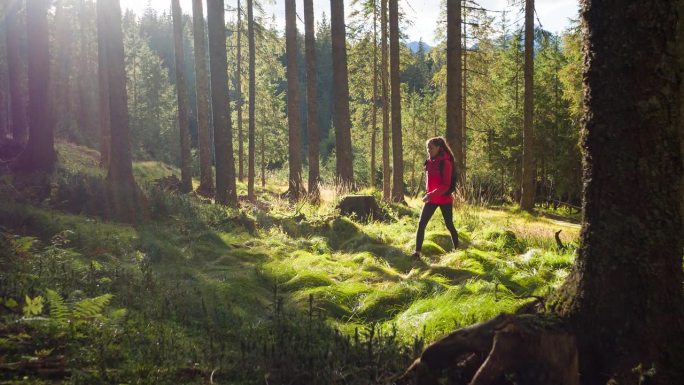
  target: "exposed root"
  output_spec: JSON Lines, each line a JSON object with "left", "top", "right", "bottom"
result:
{"left": 396, "top": 313, "right": 579, "bottom": 385}
{"left": 555, "top": 230, "right": 566, "bottom": 250}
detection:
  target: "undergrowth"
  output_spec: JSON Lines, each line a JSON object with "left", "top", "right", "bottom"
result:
{"left": 0, "top": 142, "right": 580, "bottom": 384}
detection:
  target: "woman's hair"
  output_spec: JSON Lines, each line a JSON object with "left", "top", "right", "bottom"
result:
{"left": 426, "top": 136, "right": 455, "bottom": 161}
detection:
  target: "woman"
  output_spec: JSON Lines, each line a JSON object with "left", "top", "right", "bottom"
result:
{"left": 412, "top": 137, "right": 460, "bottom": 259}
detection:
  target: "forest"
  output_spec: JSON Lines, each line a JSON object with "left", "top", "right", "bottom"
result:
{"left": 0, "top": 0, "right": 682, "bottom": 384}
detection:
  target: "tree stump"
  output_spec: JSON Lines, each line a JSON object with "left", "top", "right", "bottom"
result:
{"left": 154, "top": 175, "right": 182, "bottom": 192}
{"left": 337, "top": 195, "right": 388, "bottom": 221}
{"left": 397, "top": 313, "right": 579, "bottom": 385}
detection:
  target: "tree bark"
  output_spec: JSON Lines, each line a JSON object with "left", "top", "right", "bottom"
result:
{"left": 96, "top": 0, "right": 110, "bottom": 169}
{"left": 172, "top": 0, "right": 193, "bottom": 193}
{"left": 285, "top": 0, "right": 304, "bottom": 200}
{"left": 192, "top": 0, "right": 214, "bottom": 195}
{"left": 304, "top": 0, "right": 320, "bottom": 202}
{"left": 381, "top": 0, "right": 390, "bottom": 201}
{"left": 77, "top": 0, "right": 96, "bottom": 145}
{"left": 236, "top": 0, "right": 244, "bottom": 182}
{"left": 679, "top": 0, "right": 684, "bottom": 242}
{"left": 520, "top": 0, "right": 535, "bottom": 211}
{"left": 330, "top": 0, "right": 354, "bottom": 190}
{"left": 552, "top": 0, "right": 684, "bottom": 383}
{"left": 371, "top": 0, "right": 378, "bottom": 190}
{"left": 208, "top": 0, "right": 238, "bottom": 207}
{"left": 0, "top": 12, "right": 7, "bottom": 140}
{"left": 13, "top": 0, "right": 56, "bottom": 172}
{"left": 5, "top": 0, "right": 27, "bottom": 144}
{"left": 462, "top": 13, "right": 467, "bottom": 185}
{"left": 247, "top": 0, "right": 256, "bottom": 201}
{"left": 389, "top": 0, "right": 403, "bottom": 202}
{"left": 100, "top": 0, "right": 142, "bottom": 221}
{"left": 52, "top": 0, "right": 72, "bottom": 137}
{"left": 446, "top": 0, "right": 463, "bottom": 184}
{"left": 260, "top": 128, "right": 265, "bottom": 188}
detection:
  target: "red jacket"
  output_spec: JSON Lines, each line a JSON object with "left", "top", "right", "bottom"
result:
{"left": 425, "top": 153, "right": 454, "bottom": 204}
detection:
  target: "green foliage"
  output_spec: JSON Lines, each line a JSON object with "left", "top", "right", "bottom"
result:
{"left": 45, "top": 289, "right": 68, "bottom": 322}
{"left": 123, "top": 11, "right": 180, "bottom": 166}
{"left": 22, "top": 295, "right": 44, "bottom": 317}
{"left": 0, "top": 141, "right": 581, "bottom": 383}
{"left": 44, "top": 289, "right": 114, "bottom": 324}
{"left": 72, "top": 293, "right": 113, "bottom": 320}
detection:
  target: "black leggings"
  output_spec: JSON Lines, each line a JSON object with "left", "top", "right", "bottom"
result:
{"left": 415, "top": 203, "right": 459, "bottom": 252}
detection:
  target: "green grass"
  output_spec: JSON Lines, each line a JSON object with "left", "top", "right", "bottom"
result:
{"left": 0, "top": 141, "right": 582, "bottom": 383}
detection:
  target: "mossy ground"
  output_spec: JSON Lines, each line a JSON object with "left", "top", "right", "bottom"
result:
{"left": 0, "top": 142, "right": 580, "bottom": 383}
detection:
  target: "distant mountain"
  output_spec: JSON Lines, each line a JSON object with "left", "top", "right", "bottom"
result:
{"left": 407, "top": 41, "right": 431, "bottom": 53}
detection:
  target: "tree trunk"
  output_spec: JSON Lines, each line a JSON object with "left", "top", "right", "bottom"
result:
{"left": 285, "top": 0, "right": 304, "bottom": 200}
{"left": 260, "top": 127, "right": 265, "bottom": 188}
{"left": 236, "top": 0, "right": 243, "bottom": 182}
{"left": 520, "top": 0, "right": 535, "bottom": 211}
{"left": 100, "top": 0, "right": 142, "bottom": 221}
{"left": 552, "top": 0, "right": 684, "bottom": 383}
{"left": 96, "top": 1, "right": 111, "bottom": 169}
{"left": 381, "top": 0, "right": 390, "bottom": 201}
{"left": 171, "top": 0, "right": 193, "bottom": 193}
{"left": 52, "top": 0, "right": 72, "bottom": 137}
{"left": 330, "top": 0, "right": 354, "bottom": 190}
{"left": 96, "top": 0, "right": 110, "bottom": 169}
{"left": 13, "top": 0, "right": 56, "bottom": 172}
{"left": 371, "top": 0, "right": 378, "bottom": 190}
{"left": 5, "top": 0, "right": 27, "bottom": 144}
{"left": 192, "top": 0, "right": 214, "bottom": 195}
{"left": 0, "top": 13, "right": 7, "bottom": 140}
{"left": 679, "top": 0, "right": 684, "bottom": 242}
{"left": 462, "top": 11, "right": 467, "bottom": 185}
{"left": 247, "top": 0, "right": 256, "bottom": 201}
{"left": 304, "top": 0, "right": 320, "bottom": 202}
{"left": 208, "top": 0, "right": 238, "bottom": 207}
{"left": 446, "top": 0, "right": 463, "bottom": 184}
{"left": 389, "top": 0, "right": 403, "bottom": 202}
{"left": 77, "top": 0, "right": 95, "bottom": 144}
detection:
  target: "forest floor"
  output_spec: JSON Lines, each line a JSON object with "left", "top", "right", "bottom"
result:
{"left": 0, "top": 142, "right": 580, "bottom": 384}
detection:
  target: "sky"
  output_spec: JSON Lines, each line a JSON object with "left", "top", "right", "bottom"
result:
{"left": 120, "top": 0, "right": 579, "bottom": 46}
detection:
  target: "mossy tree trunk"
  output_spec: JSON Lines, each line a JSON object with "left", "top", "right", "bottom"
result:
{"left": 552, "top": 0, "right": 684, "bottom": 383}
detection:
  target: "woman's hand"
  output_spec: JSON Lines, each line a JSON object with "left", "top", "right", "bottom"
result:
{"left": 422, "top": 193, "right": 431, "bottom": 203}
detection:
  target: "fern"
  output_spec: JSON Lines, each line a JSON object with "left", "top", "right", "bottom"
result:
{"left": 45, "top": 289, "right": 70, "bottom": 323}
{"left": 73, "top": 294, "right": 113, "bottom": 320}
